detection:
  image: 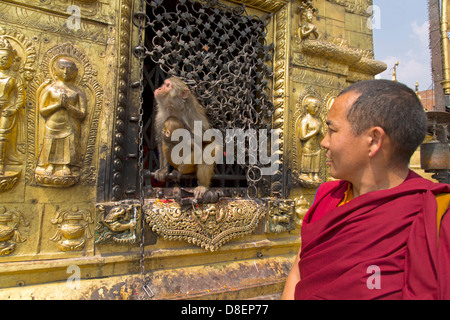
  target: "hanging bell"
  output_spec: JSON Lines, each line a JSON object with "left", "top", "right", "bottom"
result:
{"left": 421, "top": 111, "right": 450, "bottom": 171}
{"left": 420, "top": 139, "right": 450, "bottom": 170}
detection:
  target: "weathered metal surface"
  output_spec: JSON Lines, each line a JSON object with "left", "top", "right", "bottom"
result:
{"left": 421, "top": 140, "right": 450, "bottom": 170}
{"left": 0, "top": 257, "right": 291, "bottom": 300}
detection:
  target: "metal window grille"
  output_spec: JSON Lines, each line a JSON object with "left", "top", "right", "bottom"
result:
{"left": 139, "top": 0, "right": 274, "bottom": 198}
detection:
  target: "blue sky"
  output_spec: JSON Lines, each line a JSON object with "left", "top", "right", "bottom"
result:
{"left": 372, "top": 0, "right": 432, "bottom": 91}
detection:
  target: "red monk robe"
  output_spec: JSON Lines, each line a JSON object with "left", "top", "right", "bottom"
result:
{"left": 294, "top": 170, "right": 450, "bottom": 300}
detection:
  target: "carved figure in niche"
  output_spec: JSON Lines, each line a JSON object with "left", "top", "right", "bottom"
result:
{"left": 50, "top": 205, "right": 93, "bottom": 252}
{"left": 95, "top": 204, "right": 138, "bottom": 244}
{"left": 0, "top": 206, "right": 28, "bottom": 255}
{"left": 298, "top": 96, "right": 323, "bottom": 185}
{"left": 0, "top": 37, "right": 24, "bottom": 176}
{"left": 35, "top": 58, "right": 86, "bottom": 184}
{"left": 297, "top": 0, "right": 319, "bottom": 40}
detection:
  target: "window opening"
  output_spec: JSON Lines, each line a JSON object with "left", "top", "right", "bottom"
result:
{"left": 140, "top": 0, "right": 274, "bottom": 199}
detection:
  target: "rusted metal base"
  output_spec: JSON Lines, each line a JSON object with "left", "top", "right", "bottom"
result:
{"left": 0, "top": 255, "right": 293, "bottom": 300}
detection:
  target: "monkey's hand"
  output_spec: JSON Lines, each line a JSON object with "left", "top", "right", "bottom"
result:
{"left": 170, "top": 169, "right": 182, "bottom": 182}
{"left": 154, "top": 166, "right": 169, "bottom": 182}
{"left": 194, "top": 186, "right": 207, "bottom": 199}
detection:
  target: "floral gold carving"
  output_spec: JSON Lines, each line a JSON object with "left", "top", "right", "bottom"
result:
{"left": 0, "top": 207, "right": 28, "bottom": 255}
{"left": 270, "top": 4, "right": 288, "bottom": 197}
{"left": 50, "top": 206, "right": 93, "bottom": 251}
{"left": 145, "top": 199, "right": 266, "bottom": 251}
{"left": 0, "top": 2, "right": 110, "bottom": 44}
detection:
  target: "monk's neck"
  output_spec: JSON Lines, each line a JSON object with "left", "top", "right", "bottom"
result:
{"left": 351, "top": 167, "right": 409, "bottom": 198}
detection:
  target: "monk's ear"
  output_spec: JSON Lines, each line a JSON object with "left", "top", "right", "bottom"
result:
{"left": 367, "top": 126, "right": 386, "bottom": 158}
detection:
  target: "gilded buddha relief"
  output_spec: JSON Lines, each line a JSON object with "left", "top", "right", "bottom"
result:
{"left": 293, "top": 87, "right": 328, "bottom": 188}
{"left": 35, "top": 58, "right": 87, "bottom": 180}
{"left": 0, "top": 29, "right": 36, "bottom": 192}
{"left": 0, "top": 37, "right": 24, "bottom": 175}
{"left": 297, "top": 0, "right": 320, "bottom": 41}
{"left": 298, "top": 96, "right": 322, "bottom": 184}
{"left": 30, "top": 43, "right": 103, "bottom": 187}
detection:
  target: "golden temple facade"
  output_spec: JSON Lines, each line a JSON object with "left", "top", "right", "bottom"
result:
{"left": 0, "top": 0, "right": 429, "bottom": 299}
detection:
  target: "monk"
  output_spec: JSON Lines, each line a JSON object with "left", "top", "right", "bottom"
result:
{"left": 282, "top": 79, "right": 450, "bottom": 300}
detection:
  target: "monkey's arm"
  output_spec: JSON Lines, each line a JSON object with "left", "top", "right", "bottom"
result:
{"left": 154, "top": 141, "right": 170, "bottom": 182}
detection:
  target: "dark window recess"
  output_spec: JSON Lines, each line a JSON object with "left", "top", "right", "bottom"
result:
{"left": 138, "top": 0, "right": 274, "bottom": 199}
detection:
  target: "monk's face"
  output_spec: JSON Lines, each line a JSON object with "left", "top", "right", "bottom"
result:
{"left": 321, "top": 91, "right": 369, "bottom": 182}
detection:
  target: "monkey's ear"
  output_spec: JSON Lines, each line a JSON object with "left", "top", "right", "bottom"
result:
{"left": 180, "top": 88, "right": 189, "bottom": 99}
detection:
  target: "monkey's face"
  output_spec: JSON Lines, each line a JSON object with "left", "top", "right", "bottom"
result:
{"left": 154, "top": 79, "right": 173, "bottom": 98}
{"left": 162, "top": 127, "right": 171, "bottom": 139}
{"left": 154, "top": 77, "right": 191, "bottom": 112}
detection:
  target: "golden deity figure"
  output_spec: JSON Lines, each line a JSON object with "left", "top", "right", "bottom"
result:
{"left": 298, "top": 96, "right": 323, "bottom": 185}
{"left": 0, "top": 37, "right": 25, "bottom": 176}
{"left": 35, "top": 58, "right": 87, "bottom": 186}
{"left": 297, "top": 0, "right": 319, "bottom": 41}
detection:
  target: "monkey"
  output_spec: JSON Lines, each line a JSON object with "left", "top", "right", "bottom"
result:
{"left": 161, "top": 116, "right": 215, "bottom": 197}
{"left": 154, "top": 77, "right": 215, "bottom": 199}
{"left": 161, "top": 116, "right": 195, "bottom": 175}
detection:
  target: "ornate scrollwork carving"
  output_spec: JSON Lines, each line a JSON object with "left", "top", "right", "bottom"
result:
{"left": 145, "top": 199, "right": 266, "bottom": 251}
{"left": 266, "top": 199, "right": 295, "bottom": 233}
{"left": 50, "top": 206, "right": 93, "bottom": 251}
{"left": 232, "top": 0, "right": 287, "bottom": 13}
{"left": 327, "top": 0, "right": 372, "bottom": 15}
{"left": 95, "top": 203, "right": 139, "bottom": 244}
{"left": 298, "top": 38, "right": 387, "bottom": 76}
